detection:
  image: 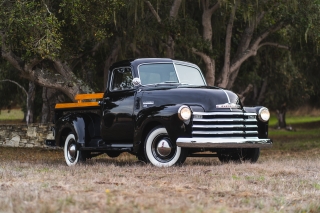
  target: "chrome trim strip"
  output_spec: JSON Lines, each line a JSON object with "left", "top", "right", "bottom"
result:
{"left": 193, "top": 118, "right": 257, "bottom": 122}
{"left": 220, "top": 88, "right": 232, "bottom": 111}
{"left": 172, "top": 62, "right": 181, "bottom": 83}
{"left": 176, "top": 138, "right": 272, "bottom": 148}
{"left": 193, "top": 125, "right": 258, "bottom": 129}
{"left": 192, "top": 131, "right": 246, "bottom": 135}
{"left": 193, "top": 118, "right": 245, "bottom": 122}
{"left": 245, "top": 131, "right": 259, "bottom": 134}
{"left": 193, "top": 112, "right": 257, "bottom": 116}
{"left": 245, "top": 125, "right": 258, "bottom": 128}
{"left": 193, "top": 112, "right": 243, "bottom": 115}
{"left": 221, "top": 89, "right": 231, "bottom": 103}
{"left": 192, "top": 131, "right": 258, "bottom": 134}
{"left": 193, "top": 125, "right": 246, "bottom": 128}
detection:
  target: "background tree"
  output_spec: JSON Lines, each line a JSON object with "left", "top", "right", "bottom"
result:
{"left": 1, "top": 0, "right": 320, "bottom": 126}
{"left": 0, "top": 0, "right": 124, "bottom": 99}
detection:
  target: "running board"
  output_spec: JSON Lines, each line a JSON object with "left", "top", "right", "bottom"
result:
{"left": 80, "top": 144, "right": 133, "bottom": 151}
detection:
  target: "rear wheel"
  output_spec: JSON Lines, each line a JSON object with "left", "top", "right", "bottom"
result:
{"left": 64, "top": 133, "right": 87, "bottom": 166}
{"left": 218, "top": 148, "right": 260, "bottom": 163}
{"left": 144, "top": 126, "right": 187, "bottom": 167}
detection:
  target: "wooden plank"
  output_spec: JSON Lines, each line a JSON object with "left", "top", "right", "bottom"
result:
{"left": 74, "top": 93, "right": 103, "bottom": 101}
{"left": 55, "top": 102, "right": 100, "bottom": 109}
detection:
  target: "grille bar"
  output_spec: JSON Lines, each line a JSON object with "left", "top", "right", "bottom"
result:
{"left": 193, "top": 118, "right": 257, "bottom": 122}
{"left": 193, "top": 112, "right": 256, "bottom": 116}
{"left": 192, "top": 131, "right": 258, "bottom": 135}
{"left": 192, "top": 111, "right": 258, "bottom": 138}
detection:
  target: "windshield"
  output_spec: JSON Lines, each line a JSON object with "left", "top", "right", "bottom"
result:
{"left": 138, "top": 63, "right": 206, "bottom": 86}
{"left": 139, "top": 63, "right": 178, "bottom": 85}
{"left": 175, "top": 64, "right": 206, "bottom": 86}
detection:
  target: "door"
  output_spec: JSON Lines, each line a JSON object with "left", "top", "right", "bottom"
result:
{"left": 101, "top": 67, "right": 135, "bottom": 143}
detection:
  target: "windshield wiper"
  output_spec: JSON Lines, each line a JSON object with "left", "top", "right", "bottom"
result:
{"left": 161, "top": 81, "right": 179, "bottom": 83}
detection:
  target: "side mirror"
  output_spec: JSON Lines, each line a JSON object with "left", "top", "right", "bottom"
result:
{"left": 132, "top": 78, "right": 141, "bottom": 87}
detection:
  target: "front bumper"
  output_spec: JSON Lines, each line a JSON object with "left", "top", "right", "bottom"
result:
{"left": 176, "top": 138, "right": 272, "bottom": 148}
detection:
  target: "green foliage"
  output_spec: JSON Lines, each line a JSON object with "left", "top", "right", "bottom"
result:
{"left": 0, "top": 1, "right": 62, "bottom": 58}
{"left": 1, "top": 0, "right": 320, "bottom": 110}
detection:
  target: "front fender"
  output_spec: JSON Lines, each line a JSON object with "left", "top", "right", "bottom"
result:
{"left": 244, "top": 106, "right": 269, "bottom": 138}
{"left": 134, "top": 104, "right": 193, "bottom": 148}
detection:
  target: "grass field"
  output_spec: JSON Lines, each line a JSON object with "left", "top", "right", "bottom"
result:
{"left": 0, "top": 108, "right": 24, "bottom": 123}
{"left": 0, "top": 113, "right": 320, "bottom": 212}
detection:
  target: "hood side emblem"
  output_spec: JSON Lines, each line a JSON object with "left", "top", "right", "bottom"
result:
{"left": 143, "top": 101, "right": 154, "bottom": 108}
{"left": 216, "top": 103, "right": 240, "bottom": 109}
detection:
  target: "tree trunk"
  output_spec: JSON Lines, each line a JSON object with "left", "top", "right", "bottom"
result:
{"left": 257, "top": 78, "right": 268, "bottom": 105}
{"left": 41, "top": 87, "right": 66, "bottom": 123}
{"left": 276, "top": 103, "right": 287, "bottom": 129}
{"left": 41, "top": 87, "right": 49, "bottom": 123}
{"left": 192, "top": 1, "right": 220, "bottom": 85}
{"left": 26, "top": 81, "right": 35, "bottom": 124}
{"left": 217, "top": 2, "right": 238, "bottom": 88}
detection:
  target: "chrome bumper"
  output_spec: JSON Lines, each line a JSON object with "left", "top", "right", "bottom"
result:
{"left": 176, "top": 138, "right": 272, "bottom": 148}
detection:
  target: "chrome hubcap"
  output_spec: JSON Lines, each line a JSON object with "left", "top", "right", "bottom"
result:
{"left": 156, "top": 139, "right": 172, "bottom": 157}
{"left": 68, "top": 143, "right": 77, "bottom": 159}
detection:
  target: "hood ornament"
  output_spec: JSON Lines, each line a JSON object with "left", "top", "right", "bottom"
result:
{"left": 216, "top": 103, "right": 240, "bottom": 109}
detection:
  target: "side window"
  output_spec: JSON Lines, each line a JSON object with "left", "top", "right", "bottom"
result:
{"left": 111, "top": 67, "right": 134, "bottom": 91}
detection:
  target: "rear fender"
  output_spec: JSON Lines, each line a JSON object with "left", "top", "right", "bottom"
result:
{"left": 55, "top": 114, "right": 86, "bottom": 147}
{"left": 55, "top": 113, "right": 101, "bottom": 147}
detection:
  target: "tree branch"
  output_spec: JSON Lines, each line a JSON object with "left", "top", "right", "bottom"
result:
{"left": 238, "top": 83, "right": 253, "bottom": 103}
{"left": 144, "top": 0, "right": 161, "bottom": 23}
{"left": 252, "top": 21, "right": 286, "bottom": 48}
{"left": 258, "top": 42, "right": 290, "bottom": 50}
{"left": 42, "top": 0, "right": 52, "bottom": 15}
{"left": 170, "top": 0, "right": 182, "bottom": 18}
{"left": 0, "top": 79, "right": 28, "bottom": 96}
{"left": 208, "top": 1, "right": 220, "bottom": 14}
{"left": 192, "top": 48, "right": 215, "bottom": 86}
{"left": 229, "top": 21, "right": 288, "bottom": 73}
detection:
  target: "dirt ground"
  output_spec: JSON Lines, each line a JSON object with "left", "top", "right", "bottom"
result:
{"left": 0, "top": 147, "right": 319, "bottom": 213}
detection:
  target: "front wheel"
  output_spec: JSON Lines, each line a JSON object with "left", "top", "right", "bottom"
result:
{"left": 64, "top": 133, "right": 87, "bottom": 166}
{"left": 144, "top": 126, "right": 187, "bottom": 167}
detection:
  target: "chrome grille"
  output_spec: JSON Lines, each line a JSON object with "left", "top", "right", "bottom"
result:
{"left": 192, "top": 112, "right": 258, "bottom": 138}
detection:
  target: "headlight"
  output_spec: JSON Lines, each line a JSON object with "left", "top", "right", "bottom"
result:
{"left": 178, "top": 105, "right": 191, "bottom": 121}
{"left": 258, "top": 107, "right": 270, "bottom": 122}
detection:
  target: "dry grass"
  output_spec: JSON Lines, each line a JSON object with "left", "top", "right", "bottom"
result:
{"left": 0, "top": 148, "right": 320, "bottom": 213}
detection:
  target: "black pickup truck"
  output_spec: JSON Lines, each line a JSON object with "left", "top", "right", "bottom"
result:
{"left": 48, "top": 58, "right": 272, "bottom": 167}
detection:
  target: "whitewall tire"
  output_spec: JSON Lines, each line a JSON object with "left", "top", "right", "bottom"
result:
{"left": 64, "top": 133, "right": 83, "bottom": 166}
{"left": 144, "top": 126, "right": 187, "bottom": 167}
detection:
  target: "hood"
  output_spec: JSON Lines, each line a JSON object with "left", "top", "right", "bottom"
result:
{"left": 141, "top": 86, "right": 242, "bottom": 112}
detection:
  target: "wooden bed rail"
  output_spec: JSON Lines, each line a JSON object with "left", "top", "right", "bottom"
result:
{"left": 55, "top": 93, "right": 104, "bottom": 109}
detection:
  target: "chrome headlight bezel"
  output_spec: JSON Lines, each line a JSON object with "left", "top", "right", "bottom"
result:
{"left": 258, "top": 107, "right": 270, "bottom": 122}
{"left": 178, "top": 105, "right": 192, "bottom": 121}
